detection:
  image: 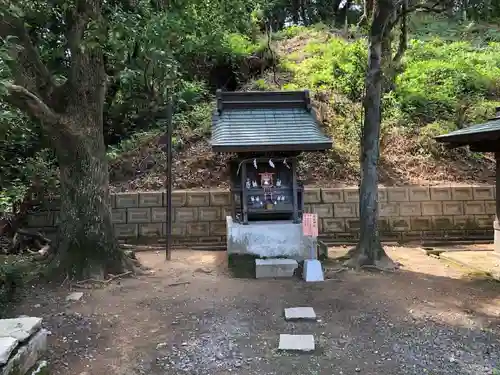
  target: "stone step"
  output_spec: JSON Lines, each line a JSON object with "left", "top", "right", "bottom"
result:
{"left": 278, "top": 334, "right": 315, "bottom": 352}
{"left": 255, "top": 259, "right": 298, "bottom": 279}
{"left": 284, "top": 307, "right": 317, "bottom": 321}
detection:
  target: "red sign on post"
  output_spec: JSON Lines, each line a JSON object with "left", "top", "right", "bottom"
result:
{"left": 302, "top": 213, "right": 318, "bottom": 238}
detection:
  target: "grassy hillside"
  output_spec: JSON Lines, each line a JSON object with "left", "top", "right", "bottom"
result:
{"left": 109, "top": 16, "right": 500, "bottom": 191}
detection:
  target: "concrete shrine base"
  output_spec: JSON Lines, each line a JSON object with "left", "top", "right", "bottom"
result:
{"left": 226, "top": 217, "right": 312, "bottom": 260}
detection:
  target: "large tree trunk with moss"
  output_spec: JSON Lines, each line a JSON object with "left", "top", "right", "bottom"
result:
{"left": 345, "top": 0, "right": 396, "bottom": 270}
{"left": 1, "top": 0, "right": 133, "bottom": 279}
{"left": 52, "top": 115, "right": 125, "bottom": 278}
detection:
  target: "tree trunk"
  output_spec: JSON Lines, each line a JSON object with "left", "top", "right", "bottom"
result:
{"left": 345, "top": 0, "right": 396, "bottom": 270}
{"left": 48, "top": 108, "right": 128, "bottom": 278}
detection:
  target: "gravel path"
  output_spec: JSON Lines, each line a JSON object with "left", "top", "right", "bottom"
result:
{"left": 7, "top": 247, "right": 500, "bottom": 375}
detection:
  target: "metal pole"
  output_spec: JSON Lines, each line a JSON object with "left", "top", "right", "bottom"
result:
{"left": 165, "top": 100, "right": 173, "bottom": 261}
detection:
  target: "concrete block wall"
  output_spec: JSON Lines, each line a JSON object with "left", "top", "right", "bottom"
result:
{"left": 27, "top": 185, "right": 497, "bottom": 244}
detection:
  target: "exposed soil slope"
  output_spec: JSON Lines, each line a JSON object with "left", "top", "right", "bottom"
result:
{"left": 109, "top": 29, "right": 496, "bottom": 192}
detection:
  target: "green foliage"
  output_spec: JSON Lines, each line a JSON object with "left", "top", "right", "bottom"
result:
{"left": 284, "top": 36, "right": 367, "bottom": 101}
{"left": 280, "top": 20, "right": 500, "bottom": 159}
{"left": 395, "top": 39, "right": 500, "bottom": 124}
{"left": 0, "top": 256, "right": 26, "bottom": 317}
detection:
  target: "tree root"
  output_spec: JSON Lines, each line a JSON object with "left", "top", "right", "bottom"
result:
{"left": 342, "top": 243, "right": 398, "bottom": 272}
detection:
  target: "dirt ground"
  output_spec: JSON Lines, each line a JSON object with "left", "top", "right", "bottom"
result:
{"left": 6, "top": 246, "right": 500, "bottom": 375}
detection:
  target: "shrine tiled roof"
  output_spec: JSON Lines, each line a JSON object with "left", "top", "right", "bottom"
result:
{"left": 211, "top": 90, "right": 333, "bottom": 153}
{"left": 435, "top": 117, "right": 500, "bottom": 148}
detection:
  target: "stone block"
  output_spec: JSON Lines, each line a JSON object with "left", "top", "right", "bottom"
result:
{"left": 345, "top": 219, "right": 360, "bottom": 230}
{"left": 390, "top": 218, "right": 411, "bottom": 231}
{"left": 175, "top": 208, "right": 198, "bottom": 222}
{"left": 139, "top": 223, "right": 163, "bottom": 237}
{"left": 304, "top": 259, "right": 325, "bottom": 282}
{"left": 27, "top": 213, "right": 54, "bottom": 228}
{"left": 451, "top": 186, "right": 473, "bottom": 201}
{"left": 164, "top": 223, "right": 186, "bottom": 236}
{"left": 475, "top": 215, "right": 493, "bottom": 229}
{"left": 0, "top": 337, "right": 18, "bottom": 365}
{"left": 379, "top": 203, "right": 399, "bottom": 217}
{"left": 321, "top": 188, "right": 344, "bottom": 203}
{"left": 322, "top": 218, "right": 345, "bottom": 233}
{"left": 66, "top": 292, "right": 84, "bottom": 302}
{"left": 303, "top": 188, "right": 322, "bottom": 203}
{"left": 139, "top": 192, "right": 163, "bottom": 207}
{"left": 114, "top": 224, "right": 138, "bottom": 238}
{"left": 399, "top": 202, "right": 421, "bottom": 216}
{"left": 387, "top": 187, "right": 409, "bottom": 202}
{"left": 311, "top": 204, "right": 333, "bottom": 218}
{"left": 422, "top": 231, "right": 446, "bottom": 239}
{"left": 333, "top": 203, "right": 358, "bottom": 218}
{"left": 186, "top": 222, "right": 210, "bottom": 236}
{"left": 380, "top": 232, "right": 401, "bottom": 241}
{"left": 210, "top": 221, "right": 226, "bottom": 236}
{"left": 430, "top": 186, "right": 452, "bottom": 201}
{"left": 255, "top": 259, "right": 298, "bottom": 278}
{"left": 199, "top": 207, "right": 221, "bottom": 221}
{"left": 334, "top": 232, "right": 359, "bottom": 241}
{"left": 485, "top": 200, "right": 496, "bottom": 215}
{"left": 151, "top": 207, "right": 168, "bottom": 223}
{"left": 168, "top": 191, "right": 187, "bottom": 207}
{"left": 443, "top": 202, "right": 463, "bottom": 215}
{"left": 432, "top": 217, "right": 454, "bottom": 230}
{"left": 464, "top": 202, "right": 485, "bottom": 215}
{"left": 0, "top": 318, "right": 42, "bottom": 342}
{"left": 209, "top": 190, "right": 231, "bottom": 206}
{"left": 278, "top": 334, "right": 315, "bottom": 352}
{"left": 411, "top": 217, "right": 432, "bottom": 231}
{"left": 378, "top": 218, "right": 391, "bottom": 231}
{"left": 186, "top": 191, "right": 210, "bottom": 207}
{"left": 111, "top": 209, "right": 127, "bottom": 224}
{"left": 1, "top": 329, "right": 47, "bottom": 375}
{"left": 409, "top": 187, "right": 430, "bottom": 201}
{"left": 40, "top": 197, "right": 60, "bottom": 210}
{"left": 401, "top": 232, "right": 424, "bottom": 242}
{"left": 115, "top": 192, "right": 139, "bottom": 208}
{"left": 109, "top": 194, "right": 116, "bottom": 208}
{"left": 343, "top": 187, "right": 359, "bottom": 202}
{"left": 421, "top": 201, "right": 443, "bottom": 216}
{"left": 284, "top": 307, "right": 316, "bottom": 321}
{"left": 378, "top": 187, "right": 388, "bottom": 202}
{"left": 222, "top": 206, "right": 232, "bottom": 218}
{"left": 473, "top": 186, "right": 495, "bottom": 200}
{"left": 453, "top": 216, "right": 479, "bottom": 230}
{"left": 127, "top": 208, "right": 151, "bottom": 223}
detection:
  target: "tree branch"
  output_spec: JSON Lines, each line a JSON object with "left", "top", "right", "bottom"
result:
{"left": 0, "top": 15, "right": 55, "bottom": 100}
{"left": 5, "top": 84, "right": 59, "bottom": 124}
{"left": 389, "top": 0, "right": 449, "bottom": 30}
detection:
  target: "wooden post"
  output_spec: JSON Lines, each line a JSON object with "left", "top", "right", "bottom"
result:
{"left": 241, "top": 160, "right": 248, "bottom": 224}
{"left": 495, "top": 152, "right": 500, "bottom": 253}
{"left": 164, "top": 100, "right": 173, "bottom": 261}
{"left": 292, "top": 157, "right": 299, "bottom": 223}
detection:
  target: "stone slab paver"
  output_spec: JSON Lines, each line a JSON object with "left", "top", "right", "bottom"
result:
{"left": 278, "top": 334, "right": 315, "bottom": 352}
{"left": 255, "top": 259, "right": 298, "bottom": 279}
{"left": 439, "top": 251, "right": 500, "bottom": 280}
{"left": 66, "top": 292, "right": 84, "bottom": 302}
{"left": 1, "top": 329, "right": 48, "bottom": 375}
{"left": 0, "top": 318, "right": 42, "bottom": 342}
{"left": 0, "top": 337, "right": 18, "bottom": 365}
{"left": 284, "top": 307, "right": 317, "bottom": 321}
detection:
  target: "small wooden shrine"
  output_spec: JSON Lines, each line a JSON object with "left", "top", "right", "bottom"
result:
{"left": 211, "top": 90, "right": 332, "bottom": 259}
{"left": 212, "top": 90, "right": 332, "bottom": 225}
{"left": 435, "top": 107, "right": 500, "bottom": 253}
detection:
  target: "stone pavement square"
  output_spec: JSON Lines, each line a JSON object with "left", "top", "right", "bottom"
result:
{"left": 278, "top": 334, "right": 315, "bottom": 352}
{"left": 284, "top": 307, "right": 317, "bottom": 321}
